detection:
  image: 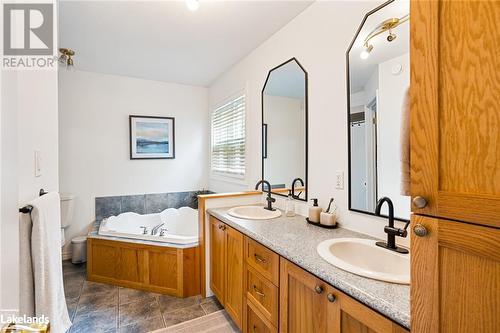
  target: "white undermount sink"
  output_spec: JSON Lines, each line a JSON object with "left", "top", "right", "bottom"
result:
{"left": 227, "top": 205, "right": 282, "bottom": 220}
{"left": 317, "top": 238, "right": 410, "bottom": 284}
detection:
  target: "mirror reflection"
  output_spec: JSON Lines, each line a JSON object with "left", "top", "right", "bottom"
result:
{"left": 262, "top": 58, "right": 307, "bottom": 201}
{"left": 348, "top": 0, "right": 410, "bottom": 220}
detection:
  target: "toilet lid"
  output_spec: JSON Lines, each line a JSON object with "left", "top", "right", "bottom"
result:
{"left": 72, "top": 236, "right": 87, "bottom": 243}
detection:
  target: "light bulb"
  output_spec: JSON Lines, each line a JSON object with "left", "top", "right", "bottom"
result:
{"left": 360, "top": 50, "right": 370, "bottom": 60}
{"left": 186, "top": 0, "right": 199, "bottom": 11}
{"left": 360, "top": 44, "right": 373, "bottom": 60}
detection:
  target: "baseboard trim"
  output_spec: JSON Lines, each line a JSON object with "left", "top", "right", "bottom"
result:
{"left": 62, "top": 250, "right": 72, "bottom": 261}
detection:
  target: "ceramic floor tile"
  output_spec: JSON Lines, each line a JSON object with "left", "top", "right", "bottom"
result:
{"left": 118, "top": 287, "right": 159, "bottom": 305}
{"left": 162, "top": 304, "right": 206, "bottom": 327}
{"left": 64, "top": 275, "right": 84, "bottom": 299}
{"left": 200, "top": 297, "right": 223, "bottom": 315}
{"left": 77, "top": 288, "right": 118, "bottom": 315}
{"left": 66, "top": 298, "right": 78, "bottom": 321}
{"left": 63, "top": 260, "right": 86, "bottom": 274}
{"left": 158, "top": 294, "right": 201, "bottom": 314}
{"left": 118, "top": 316, "right": 165, "bottom": 333}
{"left": 118, "top": 297, "right": 162, "bottom": 327}
{"left": 71, "top": 306, "right": 118, "bottom": 333}
{"left": 81, "top": 281, "right": 118, "bottom": 296}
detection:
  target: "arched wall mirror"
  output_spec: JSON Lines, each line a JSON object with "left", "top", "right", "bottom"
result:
{"left": 262, "top": 58, "right": 308, "bottom": 201}
{"left": 347, "top": 0, "right": 410, "bottom": 221}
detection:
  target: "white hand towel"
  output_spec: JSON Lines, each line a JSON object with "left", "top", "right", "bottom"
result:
{"left": 19, "top": 192, "right": 72, "bottom": 333}
{"left": 400, "top": 87, "right": 411, "bottom": 196}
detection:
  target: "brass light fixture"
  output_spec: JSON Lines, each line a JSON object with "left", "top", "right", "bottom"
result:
{"left": 360, "top": 14, "right": 409, "bottom": 59}
{"left": 59, "top": 48, "right": 75, "bottom": 68}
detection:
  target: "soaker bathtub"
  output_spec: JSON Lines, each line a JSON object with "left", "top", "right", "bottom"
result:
{"left": 98, "top": 207, "right": 198, "bottom": 246}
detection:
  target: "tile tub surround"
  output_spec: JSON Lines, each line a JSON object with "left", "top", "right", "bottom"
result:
{"left": 95, "top": 190, "right": 213, "bottom": 221}
{"left": 63, "top": 260, "right": 223, "bottom": 333}
{"left": 208, "top": 207, "right": 411, "bottom": 329}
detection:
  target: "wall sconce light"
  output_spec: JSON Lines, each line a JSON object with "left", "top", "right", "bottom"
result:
{"left": 59, "top": 48, "right": 75, "bottom": 70}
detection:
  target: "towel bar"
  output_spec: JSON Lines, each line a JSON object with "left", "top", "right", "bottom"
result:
{"left": 18, "top": 189, "right": 48, "bottom": 214}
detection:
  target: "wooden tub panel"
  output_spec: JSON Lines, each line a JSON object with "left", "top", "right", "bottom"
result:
{"left": 87, "top": 237, "right": 200, "bottom": 297}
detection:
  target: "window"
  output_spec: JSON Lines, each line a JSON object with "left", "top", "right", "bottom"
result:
{"left": 211, "top": 94, "right": 246, "bottom": 177}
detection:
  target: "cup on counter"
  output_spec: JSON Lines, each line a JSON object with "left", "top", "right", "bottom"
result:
{"left": 320, "top": 212, "right": 337, "bottom": 227}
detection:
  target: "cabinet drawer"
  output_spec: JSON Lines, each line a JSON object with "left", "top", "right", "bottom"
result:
{"left": 245, "top": 237, "right": 280, "bottom": 286}
{"left": 245, "top": 300, "right": 277, "bottom": 333}
{"left": 246, "top": 265, "right": 279, "bottom": 327}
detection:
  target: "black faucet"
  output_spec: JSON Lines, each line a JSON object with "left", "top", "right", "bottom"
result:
{"left": 374, "top": 197, "right": 410, "bottom": 254}
{"left": 291, "top": 178, "right": 304, "bottom": 199}
{"left": 255, "top": 180, "right": 276, "bottom": 211}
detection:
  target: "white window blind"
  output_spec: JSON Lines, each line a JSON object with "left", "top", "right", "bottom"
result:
{"left": 211, "top": 94, "right": 246, "bottom": 177}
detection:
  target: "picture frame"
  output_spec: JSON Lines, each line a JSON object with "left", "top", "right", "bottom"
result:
{"left": 129, "top": 115, "right": 175, "bottom": 159}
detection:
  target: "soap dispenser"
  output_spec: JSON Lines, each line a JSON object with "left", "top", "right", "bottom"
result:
{"left": 285, "top": 190, "right": 296, "bottom": 217}
{"left": 309, "top": 198, "right": 322, "bottom": 223}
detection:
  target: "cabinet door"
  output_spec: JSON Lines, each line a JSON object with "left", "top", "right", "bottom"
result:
{"left": 209, "top": 217, "right": 226, "bottom": 304}
{"left": 225, "top": 225, "right": 244, "bottom": 329}
{"left": 279, "top": 258, "right": 337, "bottom": 333}
{"left": 410, "top": 0, "right": 500, "bottom": 227}
{"left": 411, "top": 215, "right": 500, "bottom": 333}
{"left": 335, "top": 290, "right": 408, "bottom": 333}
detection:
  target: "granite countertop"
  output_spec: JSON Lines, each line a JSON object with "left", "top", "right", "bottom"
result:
{"left": 208, "top": 207, "right": 410, "bottom": 329}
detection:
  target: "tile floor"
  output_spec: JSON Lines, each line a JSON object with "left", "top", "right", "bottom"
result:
{"left": 63, "top": 260, "right": 223, "bottom": 333}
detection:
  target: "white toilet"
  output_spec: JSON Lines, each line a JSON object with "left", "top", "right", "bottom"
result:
{"left": 60, "top": 193, "right": 75, "bottom": 247}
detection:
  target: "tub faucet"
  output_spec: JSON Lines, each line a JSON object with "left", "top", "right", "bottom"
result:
{"left": 374, "top": 197, "right": 410, "bottom": 254}
{"left": 255, "top": 180, "right": 276, "bottom": 211}
{"left": 140, "top": 226, "right": 149, "bottom": 235}
{"left": 159, "top": 228, "right": 168, "bottom": 237}
{"left": 151, "top": 223, "right": 165, "bottom": 236}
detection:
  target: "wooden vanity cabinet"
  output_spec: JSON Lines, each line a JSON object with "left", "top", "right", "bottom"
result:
{"left": 209, "top": 216, "right": 409, "bottom": 333}
{"left": 209, "top": 216, "right": 244, "bottom": 329}
{"left": 280, "top": 258, "right": 409, "bottom": 333}
{"left": 411, "top": 215, "right": 500, "bottom": 333}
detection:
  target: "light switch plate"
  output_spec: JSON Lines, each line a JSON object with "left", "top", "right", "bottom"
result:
{"left": 35, "top": 150, "right": 42, "bottom": 177}
{"left": 335, "top": 170, "right": 344, "bottom": 190}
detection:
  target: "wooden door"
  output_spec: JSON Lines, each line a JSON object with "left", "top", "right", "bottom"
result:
{"left": 410, "top": 0, "right": 500, "bottom": 227}
{"left": 209, "top": 217, "right": 226, "bottom": 304}
{"left": 411, "top": 215, "right": 500, "bottom": 333}
{"left": 225, "top": 225, "right": 244, "bottom": 329}
{"left": 279, "top": 258, "right": 337, "bottom": 333}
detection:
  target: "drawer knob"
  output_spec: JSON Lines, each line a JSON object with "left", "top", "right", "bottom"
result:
{"left": 412, "top": 196, "right": 428, "bottom": 208}
{"left": 314, "top": 285, "right": 324, "bottom": 294}
{"left": 327, "top": 293, "right": 336, "bottom": 303}
{"left": 253, "top": 285, "right": 265, "bottom": 297}
{"left": 254, "top": 254, "right": 267, "bottom": 263}
{"left": 413, "top": 224, "right": 428, "bottom": 237}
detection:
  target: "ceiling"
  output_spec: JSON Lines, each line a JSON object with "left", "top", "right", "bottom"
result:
{"left": 59, "top": 1, "right": 313, "bottom": 87}
{"left": 349, "top": 0, "right": 409, "bottom": 93}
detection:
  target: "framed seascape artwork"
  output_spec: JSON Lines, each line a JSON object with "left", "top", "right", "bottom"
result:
{"left": 129, "top": 115, "right": 175, "bottom": 159}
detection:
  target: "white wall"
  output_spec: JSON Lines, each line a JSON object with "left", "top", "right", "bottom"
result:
{"left": 208, "top": 1, "right": 409, "bottom": 246}
{"left": 1, "top": 69, "right": 60, "bottom": 314}
{"left": 58, "top": 70, "right": 209, "bottom": 255}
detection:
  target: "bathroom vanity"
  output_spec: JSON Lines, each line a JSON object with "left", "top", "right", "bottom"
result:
{"left": 208, "top": 208, "right": 410, "bottom": 333}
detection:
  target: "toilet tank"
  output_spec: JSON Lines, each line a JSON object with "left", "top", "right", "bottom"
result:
{"left": 60, "top": 193, "right": 76, "bottom": 228}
